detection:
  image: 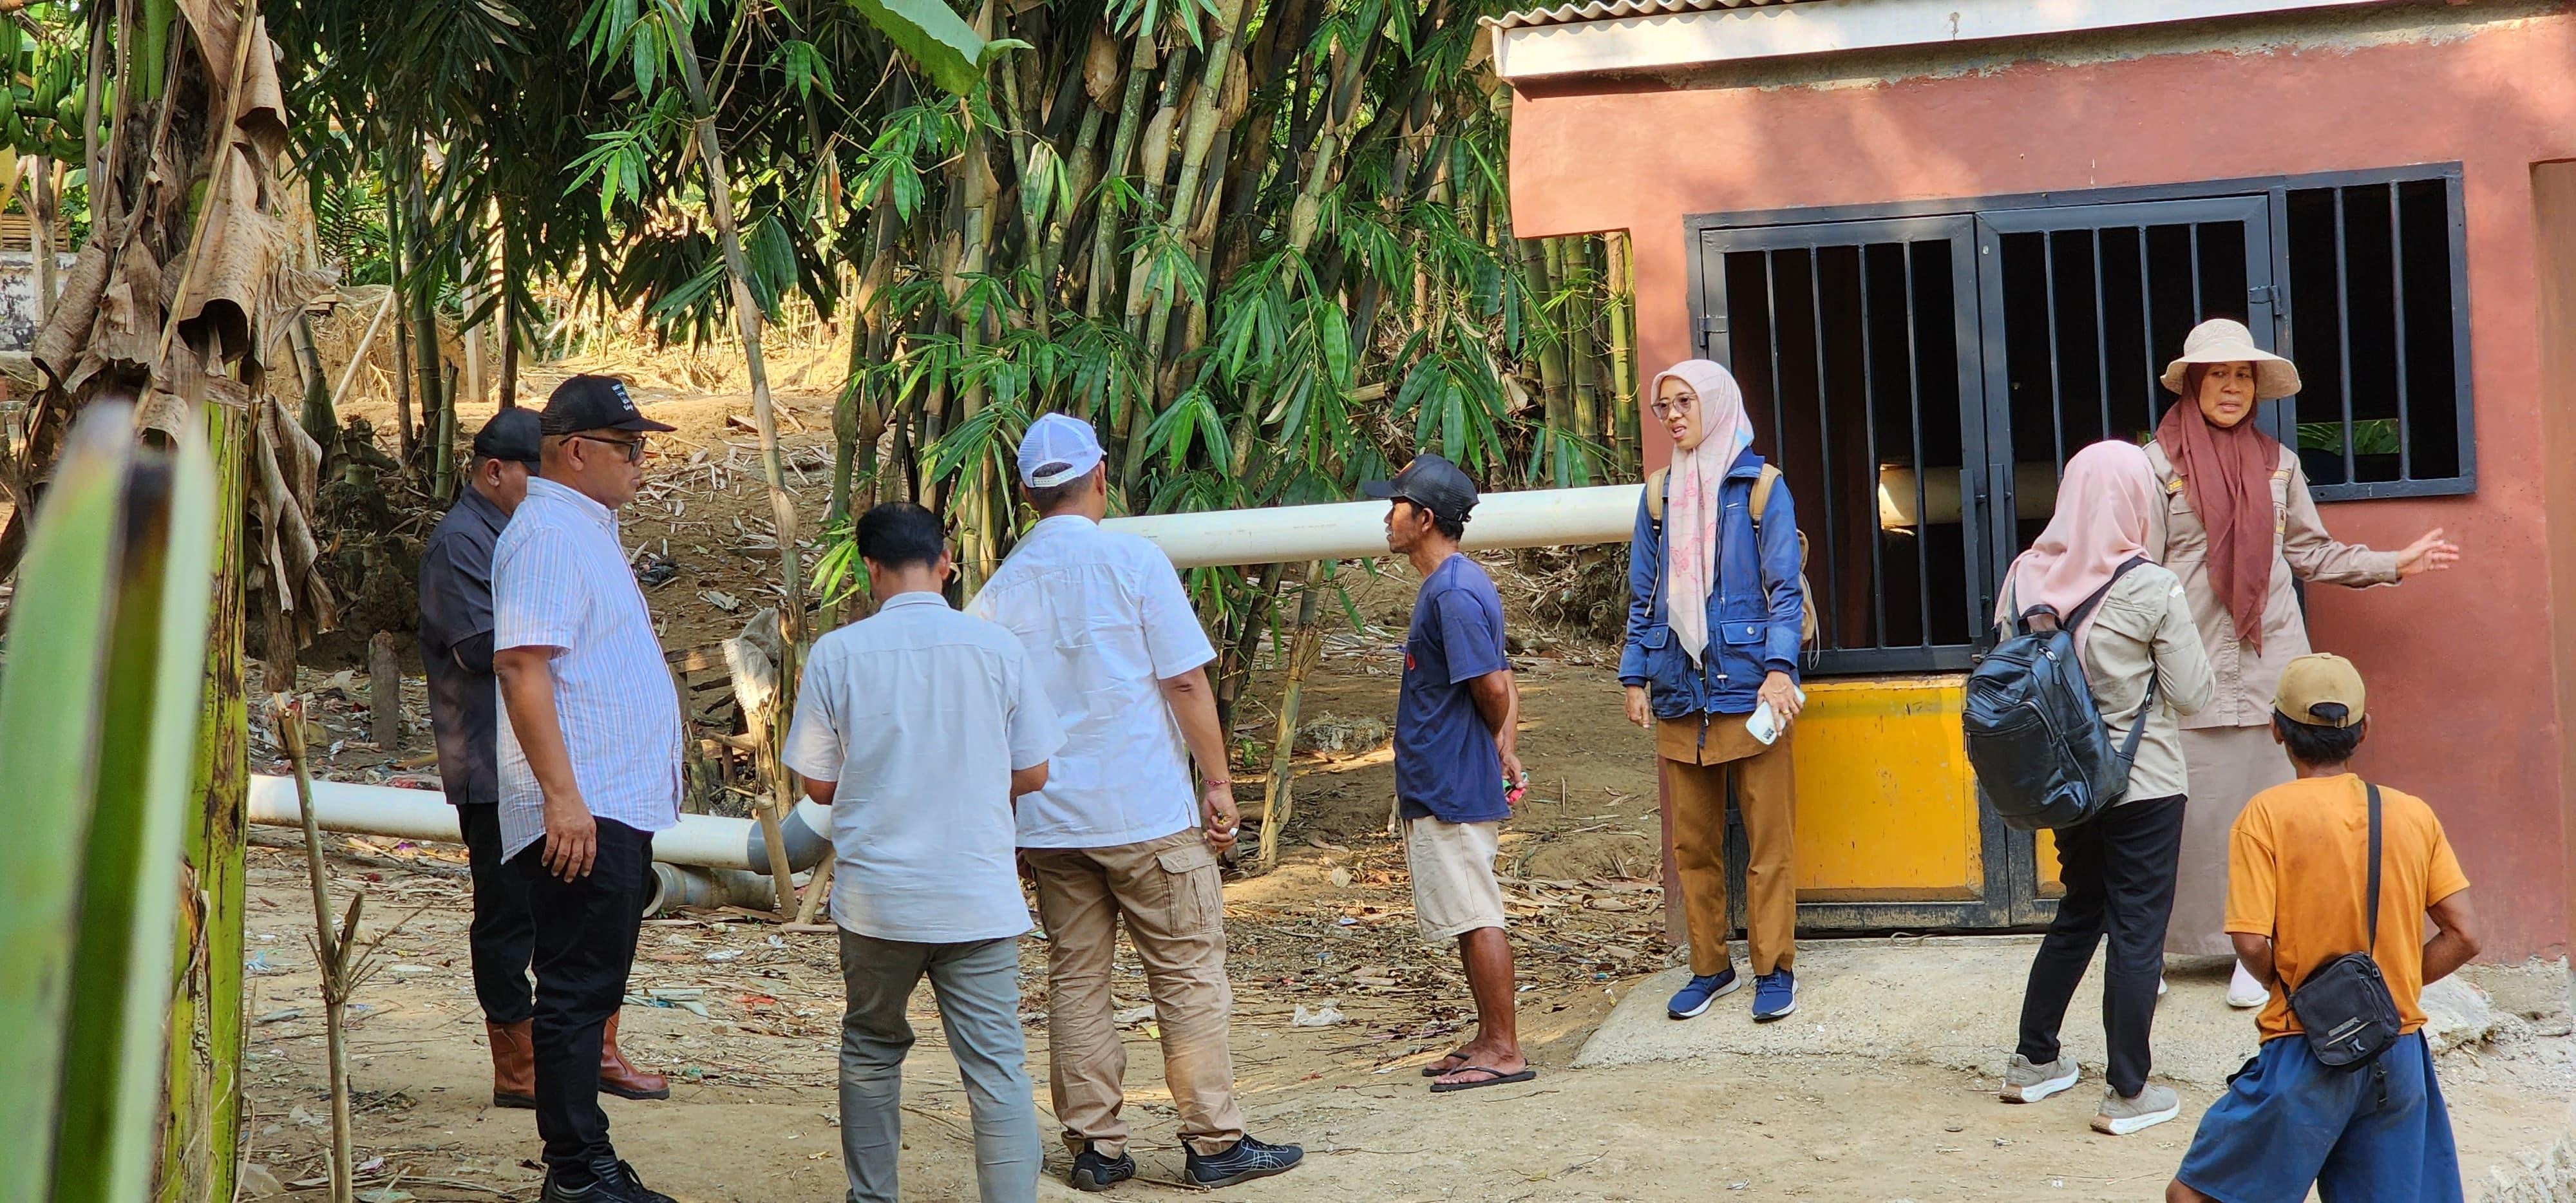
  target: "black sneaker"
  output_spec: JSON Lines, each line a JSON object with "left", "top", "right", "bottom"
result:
{"left": 1185, "top": 1135, "right": 1304, "bottom": 1188}
{"left": 1068, "top": 1143, "right": 1136, "bottom": 1192}
{"left": 541, "top": 1160, "right": 675, "bottom": 1203}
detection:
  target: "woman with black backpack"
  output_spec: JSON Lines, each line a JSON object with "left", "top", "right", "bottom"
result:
{"left": 1995, "top": 440, "right": 2215, "bottom": 1137}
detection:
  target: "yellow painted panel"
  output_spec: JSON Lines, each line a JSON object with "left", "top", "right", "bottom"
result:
{"left": 2036, "top": 829, "right": 2065, "bottom": 897}
{"left": 1790, "top": 675, "right": 1982, "bottom": 900}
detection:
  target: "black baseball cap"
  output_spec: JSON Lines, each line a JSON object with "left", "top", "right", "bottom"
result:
{"left": 1362, "top": 453, "right": 1479, "bottom": 524}
{"left": 540, "top": 374, "right": 676, "bottom": 435}
{"left": 469, "top": 408, "right": 543, "bottom": 468}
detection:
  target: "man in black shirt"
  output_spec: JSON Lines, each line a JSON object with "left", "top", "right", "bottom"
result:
{"left": 419, "top": 408, "right": 668, "bottom": 1108}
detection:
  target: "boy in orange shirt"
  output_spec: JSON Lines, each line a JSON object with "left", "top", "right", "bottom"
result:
{"left": 2168, "top": 654, "right": 2479, "bottom": 1203}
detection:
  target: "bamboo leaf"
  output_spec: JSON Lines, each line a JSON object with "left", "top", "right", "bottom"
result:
{"left": 843, "top": 0, "right": 996, "bottom": 98}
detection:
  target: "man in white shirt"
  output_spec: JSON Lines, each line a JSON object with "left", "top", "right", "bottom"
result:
{"left": 970, "top": 415, "right": 1302, "bottom": 1191}
{"left": 783, "top": 502, "right": 1063, "bottom": 1203}
{"left": 493, "top": 375, "right": 684, "bottom": 1203}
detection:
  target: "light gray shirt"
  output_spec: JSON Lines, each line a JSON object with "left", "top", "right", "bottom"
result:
{"left": 782, "top": 592, "right": 1065, "bottom": 943}
{"left": 493, "top": 477, "right": 683, "bottom": 860}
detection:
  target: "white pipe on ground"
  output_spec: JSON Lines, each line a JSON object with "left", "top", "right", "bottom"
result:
{"left": 245, "top": 775, "right": 833, "bottom": 875}
{"left": 1103, "top": 484, "right": 1642, "bottom": 569}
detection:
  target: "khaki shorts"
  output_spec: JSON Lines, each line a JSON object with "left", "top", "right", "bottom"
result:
{"left": 1404, "top": 816, "right": 1507, "bottom": 942}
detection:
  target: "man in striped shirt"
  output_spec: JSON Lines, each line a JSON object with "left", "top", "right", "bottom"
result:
{"left": 493, "top": 375, "right": 684, "bottom": 1203}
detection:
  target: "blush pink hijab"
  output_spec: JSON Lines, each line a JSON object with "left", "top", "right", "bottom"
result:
{"left": 2005, "top": 440, "right": 2163, "bottom": 649}
{"left": 1651, "top": 359, "right": 1755, "bottom": 666}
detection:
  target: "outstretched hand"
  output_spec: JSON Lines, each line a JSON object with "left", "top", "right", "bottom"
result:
{"left": 2396, "top": 528, "right": 2461, "bottom": 578}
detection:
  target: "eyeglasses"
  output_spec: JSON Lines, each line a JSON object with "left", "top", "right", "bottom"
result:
{"left": 570, "top": 434, "right": 648, "bottom": 464}
{"left": 1649, "top": 395, "right": 1696, "bottom": 420}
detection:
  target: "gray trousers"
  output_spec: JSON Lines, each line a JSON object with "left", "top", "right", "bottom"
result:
{"left": 837, "top": 930, "right": 1040, "bottom": 1203}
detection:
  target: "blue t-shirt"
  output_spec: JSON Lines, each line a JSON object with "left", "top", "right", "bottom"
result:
{"left": 1395, "top": 554, "right": 1510, "bottom": 824}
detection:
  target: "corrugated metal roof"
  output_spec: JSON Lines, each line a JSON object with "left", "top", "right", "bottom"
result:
{"left": 1483, "top": 0, "right": 1824, "bottom": 32}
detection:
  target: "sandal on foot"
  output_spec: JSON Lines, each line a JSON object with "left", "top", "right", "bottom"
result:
{"left": 1419, "top": 1050, "right": 1470, "bottom": 1077}
{"left": 1429, "top": 1065, "right": 1537, "bottom": 1094}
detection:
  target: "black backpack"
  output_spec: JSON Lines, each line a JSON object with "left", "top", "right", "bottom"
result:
{"left": 1965, "top": 557, "right": 2158, "bottom": 831}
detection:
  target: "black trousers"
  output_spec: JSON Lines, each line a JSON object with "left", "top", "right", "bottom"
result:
{"left": 455, "top": 803, "right": 536, "bottom": 1025}
{"left": 2016, "top": 794, "right": 2186, "bottom": 1099}
{"left": 513, "top": 818, "right": 654, "bottom": 1175}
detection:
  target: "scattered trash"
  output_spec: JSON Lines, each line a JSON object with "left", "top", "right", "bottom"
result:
{"left": 244, "top": 952, "right": 283, "bottom": 976}
{"left": 257, "top": 1007, "right": 305, "bottom": 1025}
{"left": 355, "top": 1157, "right": 386, "bottom": 1175}
{"left": 237, "top": 1163, "right": 283, "bottom": 1198}
{"left": 636, "top": 552, "right": 681, "bottom": 587}
{"left": 1291, "top": 1005, "right": 1345, "bottom": 1028}
{"left": 706, "top": 949, "right": 744, "bottom": 963}
{"left": 386, "top": 963, "right": 436, "bottom": 976}
{"left": 356, "top": 1189, "right": 413, "bottom": 1203}
{"left": 1114, "top": 1005, "right": 1155, "bottom": 1027}
{"left": 700, "top": 589, "right": 741, "bottom": 613}
{"left": 1328, "top": 868, "right": 1354, "bottom": 889}
{"left": 288, "top": 1105, "right": 327, "bottom": 1129}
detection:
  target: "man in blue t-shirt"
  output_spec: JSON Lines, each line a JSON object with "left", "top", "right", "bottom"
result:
{"left": 1364, "top": 455, "right": 1530, "bottom": 1095}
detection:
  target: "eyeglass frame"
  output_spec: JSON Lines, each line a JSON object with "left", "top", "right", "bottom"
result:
{"left": 567, "top": 433, "right": 650, "bottom": 464}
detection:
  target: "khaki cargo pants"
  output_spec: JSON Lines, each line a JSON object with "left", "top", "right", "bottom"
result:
{"left": 1021, "top": 829, "right": 1245, "bottom": 1159}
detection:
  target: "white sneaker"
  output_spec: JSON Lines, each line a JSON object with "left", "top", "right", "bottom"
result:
{"left": 2092, "top": 1084, "right": 2181, "bottom": 1135}
{"left": 2157, "top": 977, "right": 2168, "bottom": 998}
{"left": 2227, "top": 961, "right": 2269, "bottom": 1009}
{"left": 2000, "top": 1053, "right": 2079, "bottom": 1103}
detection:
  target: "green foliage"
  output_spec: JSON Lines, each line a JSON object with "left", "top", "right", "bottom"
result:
{"left": 2298, "top": 418, "right": 2403, "bottom": 457}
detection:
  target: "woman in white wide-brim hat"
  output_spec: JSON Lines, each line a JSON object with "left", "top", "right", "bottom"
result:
{"left": 2145, "top": 318, "right": 2459, "bottom": 1006}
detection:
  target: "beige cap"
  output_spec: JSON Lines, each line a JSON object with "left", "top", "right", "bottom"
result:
{"left": 2161, "top": 317, "right": 2302, "bottom": 402}
{"left": 2275, "top": 653, "right": 2366, "bottom": 728}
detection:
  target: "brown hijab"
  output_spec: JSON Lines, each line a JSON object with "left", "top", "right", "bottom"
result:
{"left": 2155, "top": 387, "right": 2280, "bottom": 652}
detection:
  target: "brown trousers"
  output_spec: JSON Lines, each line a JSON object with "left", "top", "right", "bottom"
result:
{"left": 1660, "top": 715, "right": 1797, "bottom": 977}
{"left": 1021, "top": 829, "right": 1245, "bottom": 1159}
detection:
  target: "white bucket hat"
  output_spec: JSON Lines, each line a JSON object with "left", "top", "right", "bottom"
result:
{"left": 2161, "top": 317, "right": 2302, "bottom": 401}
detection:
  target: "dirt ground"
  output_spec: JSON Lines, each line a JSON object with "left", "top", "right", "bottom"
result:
{"left": 238, "top": 383, "right": 2576, "bottom": 1202}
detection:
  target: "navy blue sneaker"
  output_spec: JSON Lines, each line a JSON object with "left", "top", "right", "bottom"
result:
{"left": 1753, "top": 969, "right": 1797, "bottom": 1022}
{"left": 1666, "top": 967, "right": 1741, "bottom": 1019}
{"left": 1068, "top": 1143, "right": 1136, "bottom": 1192}
{"left": 1185, "top": 1134, "right": 1303, "bottom": 1188}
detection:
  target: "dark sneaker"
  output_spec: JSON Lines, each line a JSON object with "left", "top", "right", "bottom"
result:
{"left": 1068, "top": 1143, "right": 1136, "bottom": 1192}
{"left": 1185, "top": 1134, "right": 1304, "bottom": 1188}
{"left": 541, "top": 1161, "right": 674, "bottom": 1203}
{"left": 1666, "top": 967, "right": 1741, "bottom": 1019}
{"left": 1752, "top": 969, "right": 1797, "bottom": 1022}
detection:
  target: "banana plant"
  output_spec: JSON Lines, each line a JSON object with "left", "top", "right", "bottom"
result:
{"left": 0, "top": 403, "right": 218, "bottom": 1203}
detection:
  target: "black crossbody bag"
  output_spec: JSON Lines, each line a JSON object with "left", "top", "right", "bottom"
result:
{"left": 2286, "top": 782, "right": 2403, "bottom": 1072}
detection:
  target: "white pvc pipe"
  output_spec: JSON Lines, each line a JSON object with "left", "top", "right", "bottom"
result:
{"left": 1104, "top": 484, "right": 1642, "bottom": 569}
{"left": 245, "top": 775, "right": 833, "bottom": 875}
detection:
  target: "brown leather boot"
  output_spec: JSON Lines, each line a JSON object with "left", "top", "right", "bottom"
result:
{"left": 486, "top": 1020, "right": 536, "bottom": 1110}
{"left": 598, "top": 1011, "right": 670, "bottom": 1101}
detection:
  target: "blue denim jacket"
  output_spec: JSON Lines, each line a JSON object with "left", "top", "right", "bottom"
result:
{"left": 1618, "top": 448, "right": 1806, "bottom": 719}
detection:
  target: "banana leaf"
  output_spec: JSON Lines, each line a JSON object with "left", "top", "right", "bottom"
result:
{"left": 0, "top": 403, "right": 217, "bottom": 1203}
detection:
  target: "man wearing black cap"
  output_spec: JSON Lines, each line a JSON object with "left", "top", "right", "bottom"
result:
{"left": 1365, "top": 454, "right": 1531, "bottom": 1094}
{"left": 420, "top": 405, "right": 672, "bottom": 1117}
{"left": 491, "top": 375, "right": 685, "bottom": 1203}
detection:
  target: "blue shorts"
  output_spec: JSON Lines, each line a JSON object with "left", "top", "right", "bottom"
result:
{"left": 2175, "top": 1031, "right": 2461, "bottom": 1203}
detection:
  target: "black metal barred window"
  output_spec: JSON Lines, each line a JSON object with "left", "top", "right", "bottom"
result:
{"left": 1689, "top": 165, "right": 2476, "bottom": 677}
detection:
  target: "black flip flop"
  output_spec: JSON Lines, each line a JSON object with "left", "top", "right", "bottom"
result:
{"left": 1420, "top": 1051, "right": 1470, "bottom": 1077}
{"left": 1428, "top": 1065, "right": 1538, "bottom": 1094}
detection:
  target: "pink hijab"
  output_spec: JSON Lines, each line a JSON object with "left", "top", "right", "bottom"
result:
{"left": 2005, "top": 440, "right": 2162, "bottom": 648}
{"left": 1650, "top": 359, "right": 1755, "bottom": 666}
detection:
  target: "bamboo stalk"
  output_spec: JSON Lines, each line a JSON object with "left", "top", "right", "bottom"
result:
{"left": 1084, "top": 27, "right": 1158, "bottom": 321}
{"left": 1256, "top": 564, "right": 1325, "bottom": 871}
{"left": 1604, "top": 231, "right": 1639, "bottom": 476}
{"left": 276, "top": 697, "right": 355, "bottom": 1203}
{"left": 1134, "top": 0, "right": 1248, "bottom": 371}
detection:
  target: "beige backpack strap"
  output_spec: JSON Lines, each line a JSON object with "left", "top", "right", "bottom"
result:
{"left": 1751, "top": 462, "right": 1781, "bottom": 524}
{"left": 1645, "top": 467, "right": 1669, "bottom": 522}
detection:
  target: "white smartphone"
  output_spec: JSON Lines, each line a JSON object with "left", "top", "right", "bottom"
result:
{"left": 1745, "top": 685, "right": 1809, "bottom": 746}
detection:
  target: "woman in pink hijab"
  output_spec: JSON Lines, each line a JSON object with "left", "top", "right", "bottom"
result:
{"left": 1995, "top": 440, "right": 2214, "bottom": 1139}
{"left": 1618, "top": 359, "right": 1810, "bottom": 1025}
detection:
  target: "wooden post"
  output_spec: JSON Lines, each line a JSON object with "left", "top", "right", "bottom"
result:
{"left": 367, "top": 632, "right": 401, "bottom": 748}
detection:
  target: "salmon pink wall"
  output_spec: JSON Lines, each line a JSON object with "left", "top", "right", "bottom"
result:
{"left": 1510, "top": 14, "right": 2576, "bottom": 958}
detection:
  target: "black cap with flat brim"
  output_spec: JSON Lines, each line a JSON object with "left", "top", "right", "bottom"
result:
{"left": 541, "top": 374, "right": 676, "bottom": 435}
{"left": 1361, "top": 453, "right": 1479, "bottom": 524}
{"left": 469, "top": 408, "right": 544, "bottom": 468}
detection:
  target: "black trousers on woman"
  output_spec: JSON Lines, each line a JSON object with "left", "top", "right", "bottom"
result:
{"left": 2015, "top": 795, "right": 2187, "bottom": 1099}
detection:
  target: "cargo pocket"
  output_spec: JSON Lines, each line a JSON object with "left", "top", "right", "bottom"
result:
{"left": 1154, "top": 840, "right": 1224, "bottom": 936}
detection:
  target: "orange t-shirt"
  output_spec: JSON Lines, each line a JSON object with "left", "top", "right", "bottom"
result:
{"left": 2224, "top": 774, "right": 2470, "bottom": 1043}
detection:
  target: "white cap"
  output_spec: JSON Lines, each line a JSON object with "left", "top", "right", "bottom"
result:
{"left": 1018, "top": 413, "right": 1106, "bottom": 489}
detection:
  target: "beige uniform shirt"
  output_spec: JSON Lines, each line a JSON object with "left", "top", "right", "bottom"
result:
{"left": 1999, "top": 564, "right": 2216, "bottom": 803}
{"left": 2144, "top": 442, "right": 2401, "bottom": 730}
